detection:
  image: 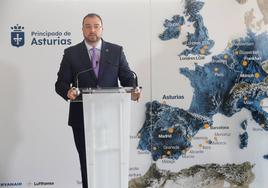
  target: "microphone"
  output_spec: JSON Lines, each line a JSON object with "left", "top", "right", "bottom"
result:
{"left": 106, "top": 60, "right": 139, "bottom": 89}
{"left": 130, "top": 70, "right": 138, "bottom": 88}
{"left": 75, "top": 62, "right": 98, "bottom": 96}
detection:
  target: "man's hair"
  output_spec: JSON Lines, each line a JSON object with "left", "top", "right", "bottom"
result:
{"left": 82, "top": 13, "right": 103, "bottom": 26}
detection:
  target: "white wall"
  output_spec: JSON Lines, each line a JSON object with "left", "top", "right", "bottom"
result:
{"left": 0, "top": 0, "right": 150, "bottom": 187}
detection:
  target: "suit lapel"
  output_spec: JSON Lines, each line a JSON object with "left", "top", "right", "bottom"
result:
{"left": 98, "top": 40, "right": 110, "bottom": 79}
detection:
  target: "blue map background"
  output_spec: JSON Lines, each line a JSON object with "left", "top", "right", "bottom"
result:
{"left": 134, "top": 0, "right": 268, "bottom": 187}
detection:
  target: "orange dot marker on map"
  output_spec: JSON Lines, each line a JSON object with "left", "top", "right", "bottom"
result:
{"left": 168, "top": 127, "right": 174, "bottom": 134}
{"left": 255, "top": 72, "right": 260, "bottom": 78}
{"left": 242, "top": 60, "right": 248, "bottom": 67}
{"left": 166, "top": 150, "right": 171, "bottom": 155}
{"left": 204, "top": 123, "right": 210, "bottom": 129}
{"left": 200, "top": 48, "right": 206, "bottom": 55}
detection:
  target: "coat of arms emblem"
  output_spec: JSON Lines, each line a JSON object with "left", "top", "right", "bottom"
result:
{"left": 11, "top": 24, "right": 25, "bottom": 47}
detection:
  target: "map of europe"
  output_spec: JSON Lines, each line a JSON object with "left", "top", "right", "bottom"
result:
{"left": 137, "top": 0, "right": 268, "bottom": 162}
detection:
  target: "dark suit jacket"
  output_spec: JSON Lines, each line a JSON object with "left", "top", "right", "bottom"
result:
{"left": 55, "top": 39, "right": 134, "bottom": 127}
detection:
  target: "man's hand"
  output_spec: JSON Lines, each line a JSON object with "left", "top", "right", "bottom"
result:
{"left": 67, "top": 87, "right": 78, "bottom": 100}
{"left": 131, "top": 87, "right": 141, "bottom": 102}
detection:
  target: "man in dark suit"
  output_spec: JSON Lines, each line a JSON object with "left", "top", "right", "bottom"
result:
{"left": 55, "top": 13, "right": 140, "bottom": 188}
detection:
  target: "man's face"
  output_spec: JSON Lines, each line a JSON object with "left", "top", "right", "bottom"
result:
{"left": 82, "top": 16, "right": 103, "bottom": 44}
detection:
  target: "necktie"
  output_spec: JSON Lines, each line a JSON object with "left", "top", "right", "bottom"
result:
{"left": 92, "top": 47, "right": 99, "bottom": 77}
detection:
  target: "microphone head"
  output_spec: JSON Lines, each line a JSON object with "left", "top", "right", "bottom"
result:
{"left": 132, "top": 71, "right": 138, "bottom": 88}
{"left": 75, "top": 87, "right": 80, "bottom": 96}
{"left": 134, "top": 77, "right": 138, "bottom": 88}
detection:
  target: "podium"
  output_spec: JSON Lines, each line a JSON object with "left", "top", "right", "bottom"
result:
{"left": 81, "top": 87, "right": 132, "bottom": 188}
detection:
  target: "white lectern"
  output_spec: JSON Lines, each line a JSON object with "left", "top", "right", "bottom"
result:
{"left": 81, "top": 88, "right": 132, "bottom": 188}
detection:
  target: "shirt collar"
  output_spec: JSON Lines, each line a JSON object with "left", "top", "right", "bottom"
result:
{"left": 84, "top": 39, "right": 102, "bottom": 51}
